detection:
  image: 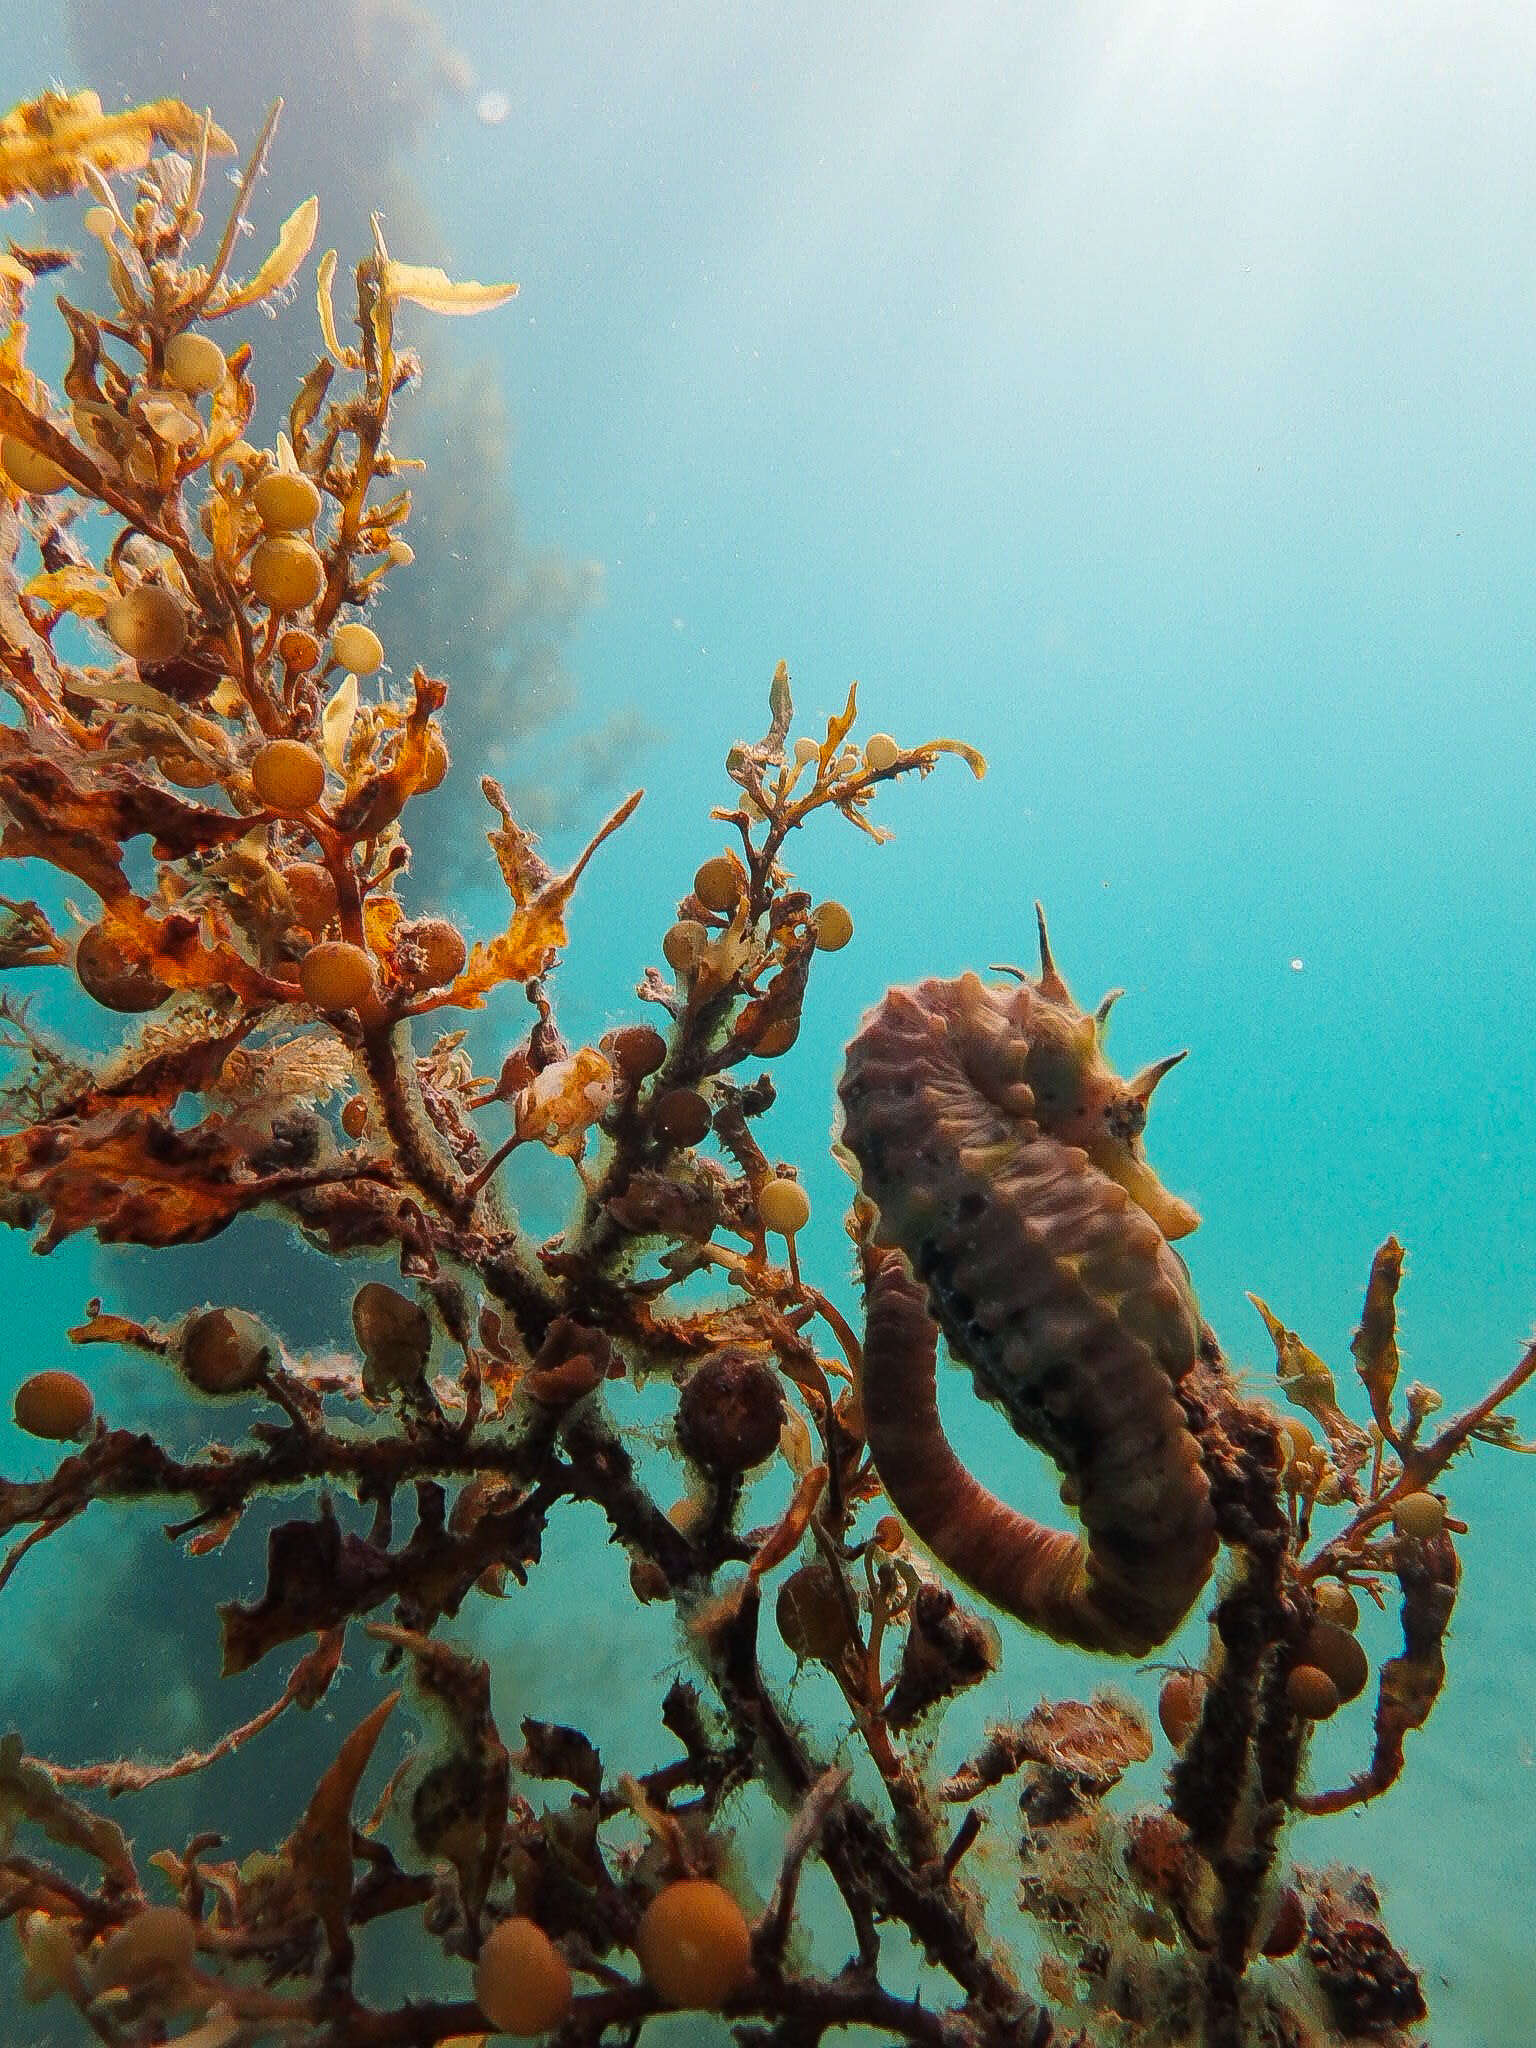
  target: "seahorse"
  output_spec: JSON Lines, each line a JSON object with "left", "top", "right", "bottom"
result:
{"left": 837, "top": 909, "right": 1218, "bottom": 1657}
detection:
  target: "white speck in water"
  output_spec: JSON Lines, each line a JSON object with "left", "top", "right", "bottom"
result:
{"left": 1290, "top": 958, "right": 1304, "bottom": 972}
{"left": 475, "top": 89, "right": 511, "bottom": 127}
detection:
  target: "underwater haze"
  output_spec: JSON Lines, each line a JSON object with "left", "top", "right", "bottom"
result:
{"left": 3, "top": 3, "right": 1535, "bottom": 2043}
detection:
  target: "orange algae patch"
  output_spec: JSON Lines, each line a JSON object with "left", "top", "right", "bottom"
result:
{"left": 447, "top": 786, "right": 642, "bottom": 1006}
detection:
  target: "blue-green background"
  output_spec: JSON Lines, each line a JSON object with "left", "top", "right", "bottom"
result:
{"left": 3, "top": 5, "right": 1534, "bottom": 2042}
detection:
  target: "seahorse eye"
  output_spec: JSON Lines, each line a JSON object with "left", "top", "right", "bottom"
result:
{"left": 1104, "top": 1092, "right": 1148, "bottom": 1142}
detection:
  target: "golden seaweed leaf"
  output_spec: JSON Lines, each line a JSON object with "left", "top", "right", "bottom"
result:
{"left": 0, "top": 721, "right": 258, "bottom": 899}
{"left": 328, "top": 669, "right": 449, "bottom": 837}
{"left": 286, "top": 1690, "right": 400, "bottom": 1960}
{"left": 23, "top": 563, "right": 114, "bottom": 620}
{"left": 363, "top": 892, "right": 406, "bottom": 964}
{"left": 446, "top": 788, "right": 642, "bottom": 1006}
{"left": 1248, "top": 1289, "right": 1372, "bottom": 1473}
{"left": 0, "top": 282, "right": 30, "bottom": 386}
{"left": 314, "top": 248, "right": 358, "bottom": 367}
{"left": 0, "top": 1100, "right": 269, "bottom": 1250}
{"left": 380, "top": 258, "right": 518, "bottom": 317}
{"left": 319, "top": 671, "right": 359, "bottom": 772}
{"left": 1351, "top": 1235, "right": 1405, "bottom": 1438}
{"left": 206, "top": 338, "right": 257, "bottom": 455}
{"left": 0, "top": 1011, "right": 273, "bottom": 1251}
{"left": 105, "top": 895, "right": 278, "bottom": 1005}
{"left": 212, "top": 195, "right": 320, "bottom": 314}
{"left": 747, "top": 1464, "right": 829, "bottom": 1581}
{"left": 0, "top": 92, "right": 235, "bottom": 206}
{"left": 67, "top": 1301, "right": 164, "bottom": 1352}
{"left": 452, "top": 895, "right": 576, "bottom": 1004}
{"left": 481, "top": 775, "right": 556, "bottom": 901}
{"left": 821, "top": 678, "right": 860, "bottom": 760}
{"left": 922, "top": 737, "right": 988, "bottom": 778}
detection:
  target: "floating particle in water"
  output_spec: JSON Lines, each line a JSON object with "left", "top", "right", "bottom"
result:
{"left": 1290, "top": 958, "right": 1304, "bottom": 972}
{"left": 476, "top": 88, "right": 511, "bottom": 126}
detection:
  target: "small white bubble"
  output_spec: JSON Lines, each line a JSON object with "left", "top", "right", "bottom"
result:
{"left": 475, "top": 88, "right": 511, "bottom": 126}
{"left": 1289, "top": 958, "right": 1304, "bottom": 972}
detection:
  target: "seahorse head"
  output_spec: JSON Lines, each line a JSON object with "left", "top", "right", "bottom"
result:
{"left": 981, "top": 905, "right": 1200, "bottom": 1243}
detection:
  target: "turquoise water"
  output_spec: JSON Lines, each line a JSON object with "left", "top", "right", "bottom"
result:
{"left": 3, "top": 5, "right": 1535, "bottom": 2041}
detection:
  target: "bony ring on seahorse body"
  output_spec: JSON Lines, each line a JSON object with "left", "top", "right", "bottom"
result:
{"left": 837, "top": 906, "right": 1218, "bottom": 1657}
